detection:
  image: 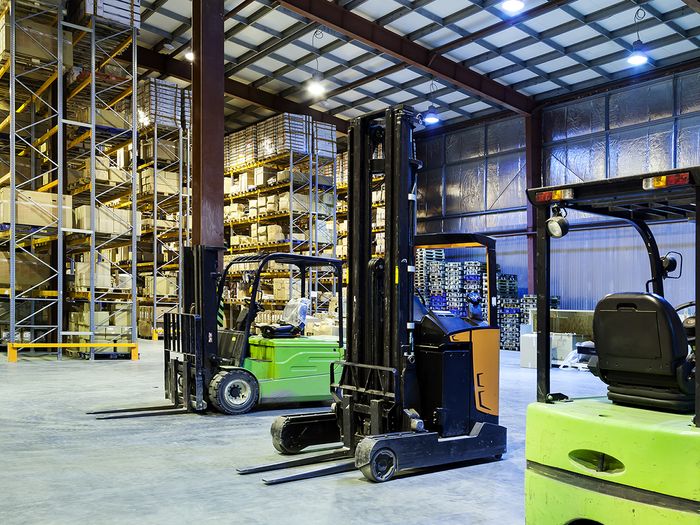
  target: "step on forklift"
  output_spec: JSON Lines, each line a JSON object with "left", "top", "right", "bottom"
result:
{"left": 237, "top": 105, "right": 507, "bottom": 484}
{"left": 90, "top": 251, "right": 344, "bottom": 418}
{"left": 525, "top": 168, "right": 699, "bottom": 524}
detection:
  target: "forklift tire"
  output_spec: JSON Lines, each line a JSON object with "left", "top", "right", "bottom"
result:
{"left": 359, "top": 448, "right": 398, "bottom": 483}
{"left": 209, "top": 369, "right": 259, "bottom": 415}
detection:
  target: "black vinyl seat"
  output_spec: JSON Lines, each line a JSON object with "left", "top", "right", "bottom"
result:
{"left": 590, "top": 293, "right": 695, "bottom": 413}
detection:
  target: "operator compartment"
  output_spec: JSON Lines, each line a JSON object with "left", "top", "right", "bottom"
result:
{"left": 413, "top": 239, "right": 501, "bottom": 437}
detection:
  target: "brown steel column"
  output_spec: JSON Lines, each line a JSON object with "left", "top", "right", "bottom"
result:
{"left": 525, "top": 111, "right": 543, "bottom": 294}
{"left": 192, "top": 0, "right": 225, "bottom": 246}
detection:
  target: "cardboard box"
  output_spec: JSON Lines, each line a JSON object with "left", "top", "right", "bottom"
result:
{"left": 74, "top": 205, "right": 141, "bottom": 234}
{"left": 0, "top": 188, "right": 72, "bottom": 228}
{"left": 267, "top": 225, "right": 284, "bottom": 243}
{"left": 254, "top": 166, "right": 276, "bottom": 187}
{"left": 140, "top": 139, "right": 179, "bottom": 164}
{"left": 266, "top": 194, "right": 279, "bottom": 213}
{"left": 73, "top": 260, "right": 112, "bottom": 289}
{"left": 144, "top": 275, "right": 177, "bottom": 296}
{"left": 239, "top": 172, "right": 254, "bottom": 191}
{"left": 0, "top": 252, "right": 52, "bottom": 291}
{"left": 140, "top": 169, "right": 179, "bottom": 195}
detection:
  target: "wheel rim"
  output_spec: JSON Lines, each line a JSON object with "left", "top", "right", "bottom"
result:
{"left": 224, "top": 379, "right": 251, "bottom": 406}
{"left": 371, "top": 449, "right": 397, "bottom": 481}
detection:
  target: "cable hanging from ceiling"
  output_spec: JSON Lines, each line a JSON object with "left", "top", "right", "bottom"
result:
{"left": 307, "top": 28, "right": 326, "bottom": 97}
{"left": 628, "top": 7, "right": 649, "bottom": 66}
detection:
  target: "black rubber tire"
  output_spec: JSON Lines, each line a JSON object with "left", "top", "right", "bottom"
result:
{"left": 208, "top": 369, "right": 259, "bottom": 415}
{"left": 360, "top": 448, "right": 398, "bottom": 483}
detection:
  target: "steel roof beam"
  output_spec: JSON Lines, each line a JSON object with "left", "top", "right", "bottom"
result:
{"left": 132, "top": 45, "right": 349, "bottom": 132}
{"left": 682, "top": 0, "right": 700, "bottom": 13}
{"left": 476, "top": 3, "right": 689, "bottom": 83}
{"left": 275, "top": 0, "right": 535, "bottom": 114}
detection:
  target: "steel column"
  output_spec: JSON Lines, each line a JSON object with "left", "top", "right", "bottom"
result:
{"left": 535, "top": 205, "right": 551, "bottom": 403}
{"left": 525, "top": 111, "right": 542, "bottom": 294}
{"left": 191, "top": 0, "right": 225, "bottom": 247}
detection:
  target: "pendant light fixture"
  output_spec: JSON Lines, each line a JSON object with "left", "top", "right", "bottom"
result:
{"left": 627, "top": 8, "right": 649, "bottom": 66}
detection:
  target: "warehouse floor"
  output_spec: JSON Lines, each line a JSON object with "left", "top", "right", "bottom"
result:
{"left": 0, "top": 342, "right": 603, "bottom": 525}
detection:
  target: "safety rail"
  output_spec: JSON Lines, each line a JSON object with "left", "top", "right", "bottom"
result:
{"left": 6, "top": 342, "right": 139, "bottom": 362}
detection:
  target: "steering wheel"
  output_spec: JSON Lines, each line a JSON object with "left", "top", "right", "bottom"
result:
{"left": 675, "top": 301, "right": 696, "bottom": 347}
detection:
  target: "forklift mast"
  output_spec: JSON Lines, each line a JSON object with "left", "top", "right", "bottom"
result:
{"left": 348, "top": 106, "right": 418, "bottom": 364}
{"left": 346, "top": 105, "right": 421, "bottom": 433}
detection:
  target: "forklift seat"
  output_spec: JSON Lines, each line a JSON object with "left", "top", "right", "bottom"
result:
{"left": 590, "top": 293, "right": 695, "bottom": 413}
{"left": 259, "top": 298, "right": 310, "bottom": 339}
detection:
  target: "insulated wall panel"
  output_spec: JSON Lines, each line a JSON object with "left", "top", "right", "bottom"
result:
{"left": 609, "top": 79, "right": 673, "bottom": 129}
{"left": 544, "top": 137, "right": 606, "bottom": 186}
{"left": 417, "top": 168, "right": 443, "bottom": 218}
{"left": 487, "top": 118, "right": 525, "bottom": 154}
{"left": 678, "top": 115, "right": 700, "bottom": 168}
{"left": 608, "top": 123, "right": 673, "bottom": 178}
{"left": 445, "top": 160, "right": 485, "bottom": 214}
{"left": 678, "top": 71, "right": 700, "bottom": 115}
{"left": 486, "top": 152, "right": 526, "bottom": 209}
{"left": 543, "top": 97, "right": 605, "bottom": 142}
{"left": 445, "top": 126, "right": 484, "bottom": 163}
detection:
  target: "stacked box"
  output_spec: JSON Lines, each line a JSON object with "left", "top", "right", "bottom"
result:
{"left": 74, "top": 205, "right": 141, "bottom": 234}
{"left": 267, "top": 225, "right": 285, "bottom": 243}
{"left": 227, "top": 126, "right": 257, "bottom": 170}
{"left": 254, "top": 166, "right": 276, "bottom": 187}
{"left": 137, "top": 78, "right": 181, "bottom": 129}
{"left": 182, "top": 87, "right": 191, "bottom": 129}
{"left": 256, "top": 113, "right": 311, "bottom": 159}
{"left": 415, "top": 248, "right": 444, "bottom": 297}
{"left": 276, "top": 168, "right": 310, "bottom": 185}
{"left": 0, "top": 253, "right": 52, "bottom": 291}
{"left": 139, "top": 168, "right": 179, "bottom": 195}
{"left": 143, "top": 275, "right": 177, "bottom": 296}
{"left": 0, "top": 188, "right": 72, "bottom": 228}
{"left": 73, "top": 260, "right": 112, "bottom": 289}
{"left": 140, "top": 137, "right": 180, "bottom": 163}
{"left": 334, "top": 150, "right": 348, "bottom": 187}
{"left": 75, "top": 106, "right": 130, "bottom": 129}
{"left": 313, "top": 122, "right": 337, "bottom": 160}
{"left": 71, "top": 0, "right": 141, "bottom": 28}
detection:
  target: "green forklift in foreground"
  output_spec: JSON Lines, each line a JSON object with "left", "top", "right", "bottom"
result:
{"left": 525, "top": 167, "right": 699, "bottom": 524}
{"left": 91, "top": 251, "right": 344, "bottom": 418}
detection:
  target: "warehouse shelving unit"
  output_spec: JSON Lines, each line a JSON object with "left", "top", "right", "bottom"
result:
{"left": 0, "top": 0, "right": 69, "bottom": 349}
{"left": 63, "top": 8, "right": 139, "bottom": 355}
{"left": 223, "top": 114, "right": 339, "bottom": 322}
{"left": 135, "top": 78, "right": 188, "bottom": 339}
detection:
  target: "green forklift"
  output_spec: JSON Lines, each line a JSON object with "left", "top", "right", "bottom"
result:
{"left": 525, "top": 167, "right": 699, "bottom": 523}
{"left": 91, "top": 251, "right": 344, "bottom": 418}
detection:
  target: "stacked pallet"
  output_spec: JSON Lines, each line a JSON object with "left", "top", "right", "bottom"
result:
{"left": 70, "top": 0, "right": 141, "bottom": 28}
{"left": 256, "top": 113, "right": 311, "bottom": 159}
{"left": 137, "top": 78, "right": 182, "bottom": 130}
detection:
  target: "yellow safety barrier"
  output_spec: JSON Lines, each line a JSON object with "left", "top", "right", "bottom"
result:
{"left": 7, "top": 342, "right": 139, "bottom": 362}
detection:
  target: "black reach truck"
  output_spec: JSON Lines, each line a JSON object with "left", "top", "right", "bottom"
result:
{"left": 237, "top": 104, "right": 507, "bottom": 484}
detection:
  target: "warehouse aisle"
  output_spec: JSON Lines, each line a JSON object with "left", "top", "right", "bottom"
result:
{"left": 0, "top": 343, "right": 603, "bottom": 525}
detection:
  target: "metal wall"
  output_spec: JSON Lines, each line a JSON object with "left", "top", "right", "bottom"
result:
{"left": 416, "top": 69, "right": 700, "bottom": 307}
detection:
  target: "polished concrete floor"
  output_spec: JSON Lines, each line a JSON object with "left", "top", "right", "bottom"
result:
{"left": 0, "top": 341, "right": 604, "bottom": 525}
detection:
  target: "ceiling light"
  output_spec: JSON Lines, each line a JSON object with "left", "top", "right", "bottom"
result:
{"left": 423, "top": 105, "right": 440, "bottom": 125}
{"left": 501, "top": 0, "right": 524, "bottom": 14}
{"left": 185, "top": 50, "right": 195, "bottom": 62}
{"left": 307, "top": 72, "right": 326, "bottom": 97}
{"left": 627, "top": 40, "right": 648, "bottom": 66}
